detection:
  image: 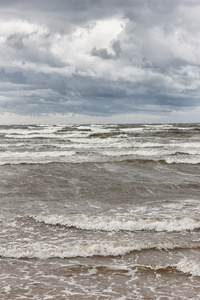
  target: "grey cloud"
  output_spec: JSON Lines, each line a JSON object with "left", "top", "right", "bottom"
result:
{"left": 5, "top": 32, "right": 67, "bottom": 68}
{"left": 91, "top": 47, "right": 114, "bottom": 60}
{"left": 0, "top": 68, "right": 27, "bottom": 84}
{"left": 111, "top": 40, "right": 121, "bottom": 57}
{"left": 0, "top": 0, "right": 126, "bottom": 34}
{"left": 1, "top": 1, "right": 198, "bottom": 34}
{"left": 6, "top": 33, "right": 27, "bottom": 49}
{"left": 91, "top": 40, "right": 121, "bottom": 60}
{"left": 0, "top": 66, "right": 198, "bottom": 118}
{"left": 90, "top": 40, "right": 122, "bottom": 59}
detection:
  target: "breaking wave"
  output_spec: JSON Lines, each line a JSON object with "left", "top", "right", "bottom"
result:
{"left": 0, "top": 241, "right": 195, "bottom": 259}
{"left": 32, "top": 214, "right": 200, "bottom": 232}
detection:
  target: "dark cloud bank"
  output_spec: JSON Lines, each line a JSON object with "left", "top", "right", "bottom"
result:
{"left": 0, "top": 0, "right": 200, "bottom": 123}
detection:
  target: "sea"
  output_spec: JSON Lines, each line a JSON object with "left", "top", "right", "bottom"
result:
{"left": 0, "top": 123, "right": 200, "bottom": 299}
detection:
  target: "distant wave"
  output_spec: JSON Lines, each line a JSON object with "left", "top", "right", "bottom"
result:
{"left": 163, "top": 156, "right": 200, "bottom": 164}
{"left": 0, "top": 151, "right": 77, "bottom": 165}
{"left": 1, "top": 152, "right": 200, "bottom": 165}
{"left": 33, "top": 214, "right": 200, "bottom": 232}
{"left": 1, "top": 123, "right": 200, "bottom": 165}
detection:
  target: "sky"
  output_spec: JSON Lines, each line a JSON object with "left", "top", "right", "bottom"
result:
{"left": 0, "top": 0, "right": 200, "bottom": 124}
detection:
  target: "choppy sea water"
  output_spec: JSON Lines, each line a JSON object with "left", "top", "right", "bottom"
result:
{"left": 0, "top": 123, "right": 200, "bottom": 299}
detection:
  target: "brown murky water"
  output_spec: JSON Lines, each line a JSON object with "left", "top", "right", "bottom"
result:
{"left": 0, "top": 123, "right": 200, "bottom": 299}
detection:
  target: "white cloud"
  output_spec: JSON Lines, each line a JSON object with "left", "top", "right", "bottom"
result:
{"left": 0, "top": 19, "right": 42, "bottom": 36}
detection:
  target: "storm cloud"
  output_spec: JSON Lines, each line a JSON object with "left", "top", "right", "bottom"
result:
{"left": 0, "top": 0, "right": 200, "bottom": 123}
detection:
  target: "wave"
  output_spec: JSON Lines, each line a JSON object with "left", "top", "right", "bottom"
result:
{"left": 1, "top": 240, "right": 199, "bottom": 277}
{"left": 0, "top": 151, "right": 77, "bottom": 165}
{"left": 32, "top": 215, "right": 200, "bottom": 232}
{"left": 164, "top": 156, "right": 200, "bottom": 164}
{"left": 1, "top": 126, "right": 61, "bottom": 137}
{"left": 1, "top": 155, "right": 200, "bottom": 166}
{"left": 176, "top": 258, "right": 200, "bottom": 277}
{"left": 0, "top": 241, "right": 195, "bottom": 259}
{"left": 105, "top": 259, "right": 200, "bottom": 277}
